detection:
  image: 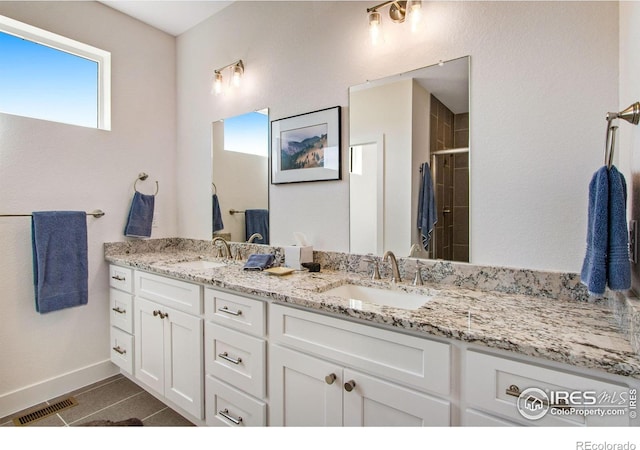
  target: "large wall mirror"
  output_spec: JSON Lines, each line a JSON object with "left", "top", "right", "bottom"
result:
{"left": 349, "top": 56, "right": 470, "bottom": 262}
{"left": 211, "top": 109, "right": 270, "bottom": 244}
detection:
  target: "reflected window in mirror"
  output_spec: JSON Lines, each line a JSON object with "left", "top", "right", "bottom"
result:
{"left": 349, "top": 56, "right": 469, "bottom": 262}
{"left": 212, "top": 108, "right": 269, "bottom": 244}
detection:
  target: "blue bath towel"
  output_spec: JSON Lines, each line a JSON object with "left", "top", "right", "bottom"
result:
{"left": 245, "top": 209, "right": 269, "bottom": 244}
{"left": 124, "top": 192, "right": 155, "bottom": 238}
{"left": 243, "top": 253, "right": 275, "bottom": 271}
{"left": 607, "top": 166, "right": 630, "bottom": 291}
{"left": 212, "top": 194, "right": 224, "bottom": 232}
{"left": 417, "top": 162, "right": 437, "bottom": 251}
{"left": 31, "top": 211, "right": 88, "bottom": 313}
{"left": 581, "top": 166, "right": 609, "bottom": 295}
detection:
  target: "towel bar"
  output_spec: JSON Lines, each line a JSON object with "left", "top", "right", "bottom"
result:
{"left": 0, "top": 209, "right": 105, "bottom": 218}
{"left": 229, "top": 209, "right": 245, "bottom": 215}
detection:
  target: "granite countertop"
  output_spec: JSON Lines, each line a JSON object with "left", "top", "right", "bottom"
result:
{"left": 105, "top": 248, "right": 640, "bottom": 380}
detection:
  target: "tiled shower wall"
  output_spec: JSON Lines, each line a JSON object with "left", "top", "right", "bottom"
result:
{"left": 430, "top": 95, "right": 469, "bottom": 262}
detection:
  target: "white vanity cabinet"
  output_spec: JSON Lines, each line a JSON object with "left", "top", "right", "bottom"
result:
{"left": 109, "top": 265, "right": 134, "bottom": 374}
{"left": 203, "top": 288, "right": 267, "bottom": 427}
{"left": 462, "top": 350, "right": 638, "bottom": 427}
{"left": 269, "top": 304, "right": 451, "bottom": 426}
{"left": 133, "top": 271, "right": 204, "bottom": 420}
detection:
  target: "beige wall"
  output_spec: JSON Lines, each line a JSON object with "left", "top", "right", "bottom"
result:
{"left": 0, "top": 1, "right": 177, "bottom": 416}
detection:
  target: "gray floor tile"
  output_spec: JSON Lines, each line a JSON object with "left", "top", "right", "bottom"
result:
{"left": 58, "top": 376, "right": 144, "bottom": 424}
{"left": 142, "top": 407, "right": 195, "bottom": 427}
{"left": 69, "top": 390, "right": 167, "bottom": 426}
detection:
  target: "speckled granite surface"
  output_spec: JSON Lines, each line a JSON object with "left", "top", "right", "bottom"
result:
{"left": 104, "top": 239, "right": 640, "bottom": 379}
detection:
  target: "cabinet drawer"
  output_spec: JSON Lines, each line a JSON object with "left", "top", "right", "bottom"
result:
{"left": 205, "top": 375, "right": 266, "bottom": 427}
{"left": 109, "top": 288, "right": 133, "bottom": 333}
{"left": 465, "top": 350, "right": 630, "bottom": 426}
{"left": 110, "top": 326, "right": 133, "bottom": 374}
{"left": 135, "top": 271, "right": 202, "bottom": 315}
{"left": 270, "top": 304, "right": 450, "bottom": 396}
{"left": 205, "top": 323, "right": 266, "bottom": 399}
{"left": 109, "top": 265, "right": 133, "bottom": 293}
{"left": 463, "top": 409, "right": 518, "bottom": 426}
{"left": 205, "top": 288, "right": 266, "bottom": 337}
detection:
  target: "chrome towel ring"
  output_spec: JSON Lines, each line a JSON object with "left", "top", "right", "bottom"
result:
{"left": 134, "top": 172, "right": 159, "bottom": 195}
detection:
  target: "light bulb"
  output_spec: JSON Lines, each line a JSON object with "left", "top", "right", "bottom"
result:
{"left": 406, "top": 0, "right": 422, "bottom": 32}
{"left": 369, "top": 11, "right": 382, "bottom": 45}
{"left": 213, "top": 71, "right": 223, "bottom": 95}
{"left": 232, "top": 62, "right": 243, "bottom": 88}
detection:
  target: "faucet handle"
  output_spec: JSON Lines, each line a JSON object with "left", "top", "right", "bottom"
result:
{"left": 363, "top": 256, "right": 381, "bottom": 280}
{"left": 413, "top": 261, "right": 424, "bottom": 286}
{"left": 233, "top": 247, "right": 243, "bottom": 261}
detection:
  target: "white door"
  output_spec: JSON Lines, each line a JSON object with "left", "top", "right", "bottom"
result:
{"left": 164, "top": 306, "right": 204, "bottom": 419}
{"left": 342, "top": 369, "right": 451, "bottom": 426}
{"left": 134, "top": 298, "right": 165, "bottom": 394}
{"left": 269, "top": 345, "right": 343, "bottom": 426}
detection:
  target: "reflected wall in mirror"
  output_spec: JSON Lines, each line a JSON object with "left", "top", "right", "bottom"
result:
{"left": 211, "top": 109, "right": 270, "bottom": 244}
{"left": 349, "top": 56, "right": 469, "bottom": 261}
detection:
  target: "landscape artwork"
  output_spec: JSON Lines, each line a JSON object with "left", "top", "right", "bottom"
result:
{"left": 279, "top": 123, "right": 327, "bottom": 171}
{"left": 271, "top": 106, "right": 341, "bottom": 184}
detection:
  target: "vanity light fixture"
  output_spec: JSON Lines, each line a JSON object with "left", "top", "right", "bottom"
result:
{"left": 366, "top": 0, "right": 422, "bottom": 45}
{"left": 212, "top": 59, "right": 244, "bottom": 95}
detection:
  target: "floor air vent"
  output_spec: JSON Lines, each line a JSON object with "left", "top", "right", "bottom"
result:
{"left": 13, "top": 397, "right": 78, "bottom": 426}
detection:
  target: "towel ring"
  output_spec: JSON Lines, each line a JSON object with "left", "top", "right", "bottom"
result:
{"left": 134, "top": 172, "right": 159, "bottom": 196}
{"left": 212, "top": 182, "right": 217, "bottom": 195}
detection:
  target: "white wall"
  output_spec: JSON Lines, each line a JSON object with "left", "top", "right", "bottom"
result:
{"left": 619, "top": 1, "right": 640, "bottom": 294}
{"left": 0, "top": 1, "right": 177, "bottom": 415}
{"left": 177, "top": 1, "right": 618, "bottom": 273}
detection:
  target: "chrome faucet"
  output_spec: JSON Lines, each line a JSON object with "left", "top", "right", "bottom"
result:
{"left": 247, "top": 233, "right": 263, "bottom": 243}
{"left": 383, "top": 250, "right": 402, "bottom": 283}
{"left": 213, "top": 237, "right": 232, "bottom": 259}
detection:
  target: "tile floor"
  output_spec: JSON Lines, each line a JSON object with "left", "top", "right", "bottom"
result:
{"left": 0, "top": 374, "right": 195, "bottom": 427}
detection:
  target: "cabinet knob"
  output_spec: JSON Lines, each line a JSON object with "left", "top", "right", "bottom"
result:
{"left": 325, "top": 373, "right": 337, "bottom": 385}
{"left": 159, "top": 311, "right": 168, "bottom": 319}
{"left": 153, "top": 310, "right": 160, "bottom": 317}
{"left": 344, "top": 380, "right": 356, "bottom": 392}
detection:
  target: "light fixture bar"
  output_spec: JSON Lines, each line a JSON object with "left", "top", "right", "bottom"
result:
{"left": 212, "top": 59, "right": 244, "bottom": 95}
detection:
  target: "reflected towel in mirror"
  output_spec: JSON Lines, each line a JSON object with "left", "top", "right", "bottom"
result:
{"left": 417, "top": 162, "right": 437, "bottom": 251}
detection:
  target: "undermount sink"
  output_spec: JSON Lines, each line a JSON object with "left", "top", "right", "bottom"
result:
{"left": 169, "top": 260, "right": 226, "bottom": 270}
{"left": 323, "top": 284, "right": 430, "bottom": 310}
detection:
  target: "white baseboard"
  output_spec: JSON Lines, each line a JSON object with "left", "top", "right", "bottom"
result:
{"left": 0, "top": 359, "right": 119, "bottom": 419}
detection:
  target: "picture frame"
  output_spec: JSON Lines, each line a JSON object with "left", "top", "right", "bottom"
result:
{"left": 271, "top": 106, "right": 341, "bottom": 184}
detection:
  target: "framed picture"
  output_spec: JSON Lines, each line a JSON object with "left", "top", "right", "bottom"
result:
{"left": 271, "top": 106, "right": 341, "bottom": 184}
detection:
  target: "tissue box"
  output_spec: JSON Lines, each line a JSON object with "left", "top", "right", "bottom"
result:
{"left": 284, "top": 246, "right": 313, "bottom": 270}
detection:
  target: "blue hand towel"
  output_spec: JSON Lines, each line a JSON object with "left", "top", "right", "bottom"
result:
{"left": 212, "top": 194, "right": 224, "bottom": 232}
{"left": 124, "top": 192, "right": 155, "bottom": 238}
{"left": 607, "top": 166, "right": 631, "bottom": 291}
{"left": 245, "top": 209, "right": 269, "bottom": 244}
{"left": 32, "top": 211, "right": 88, "bottom": 313}
{"left": 417, "top": 162, "right": 437, "bottom": 251}
{"left": 243, "top": 253, "right": 275, "bottom": 271}
{"left": 581, "top": 166, "right": 609, "bottom": 295}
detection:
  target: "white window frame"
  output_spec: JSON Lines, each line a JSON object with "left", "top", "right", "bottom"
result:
{"left": 0, "top": 14, "right": 111, "bottom": 130}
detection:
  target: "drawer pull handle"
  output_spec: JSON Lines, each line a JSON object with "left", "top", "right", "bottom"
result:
{"left": 505, "top": 384, "right": 570, "bottom": 410}
{"left": 218, "top": 306, "right": 242, "bottom": 316}
{"left": 218, "top": 352, "right": 242, "bottom": 365}
{"left": 325, "top": 373, "right": 337, "bottom": 385}
{"left": 111, "top": 275, "right": 126, "bottom": 281}
{"left": 218, "top": 408, "right": 242, "bottom": 425}
{"left": 112, "top": 346, "right": 126, "bottom": 355}
{"left": 112, "top": 307, "right": 126, "bottom": 314}
{"left": 344, "top": 380, "right": 356, "bottom": 392}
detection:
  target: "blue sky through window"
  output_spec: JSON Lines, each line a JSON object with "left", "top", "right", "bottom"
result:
{"left": 224, "top": 110, "right": 269, "bottom": 157}
{"left": 0, "top": 31, "right": 98, "bottom": 128}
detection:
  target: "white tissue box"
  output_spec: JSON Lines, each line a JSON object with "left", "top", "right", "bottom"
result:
{"left": 284, "top": 245, "right": 313, "bottom": 270}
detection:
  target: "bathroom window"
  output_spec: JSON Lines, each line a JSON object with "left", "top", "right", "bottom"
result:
{"left": 0, "top": 15, "right": 111, "bottom": 130}
{"left": 223, "top": 109, "right": 269, "bottom": 157}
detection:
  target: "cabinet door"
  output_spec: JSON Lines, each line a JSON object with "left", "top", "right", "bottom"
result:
{"left": 134, "top": 298, "right": 165, "bottom": 394}
{"left": 343, "top": 369, "right": 451, "bottom": 426}
{"left": 269, "top": 345, "right": 343, "bottom": 426}
{"left": 164, "top": 307, "right": 204, "bottom": 419}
